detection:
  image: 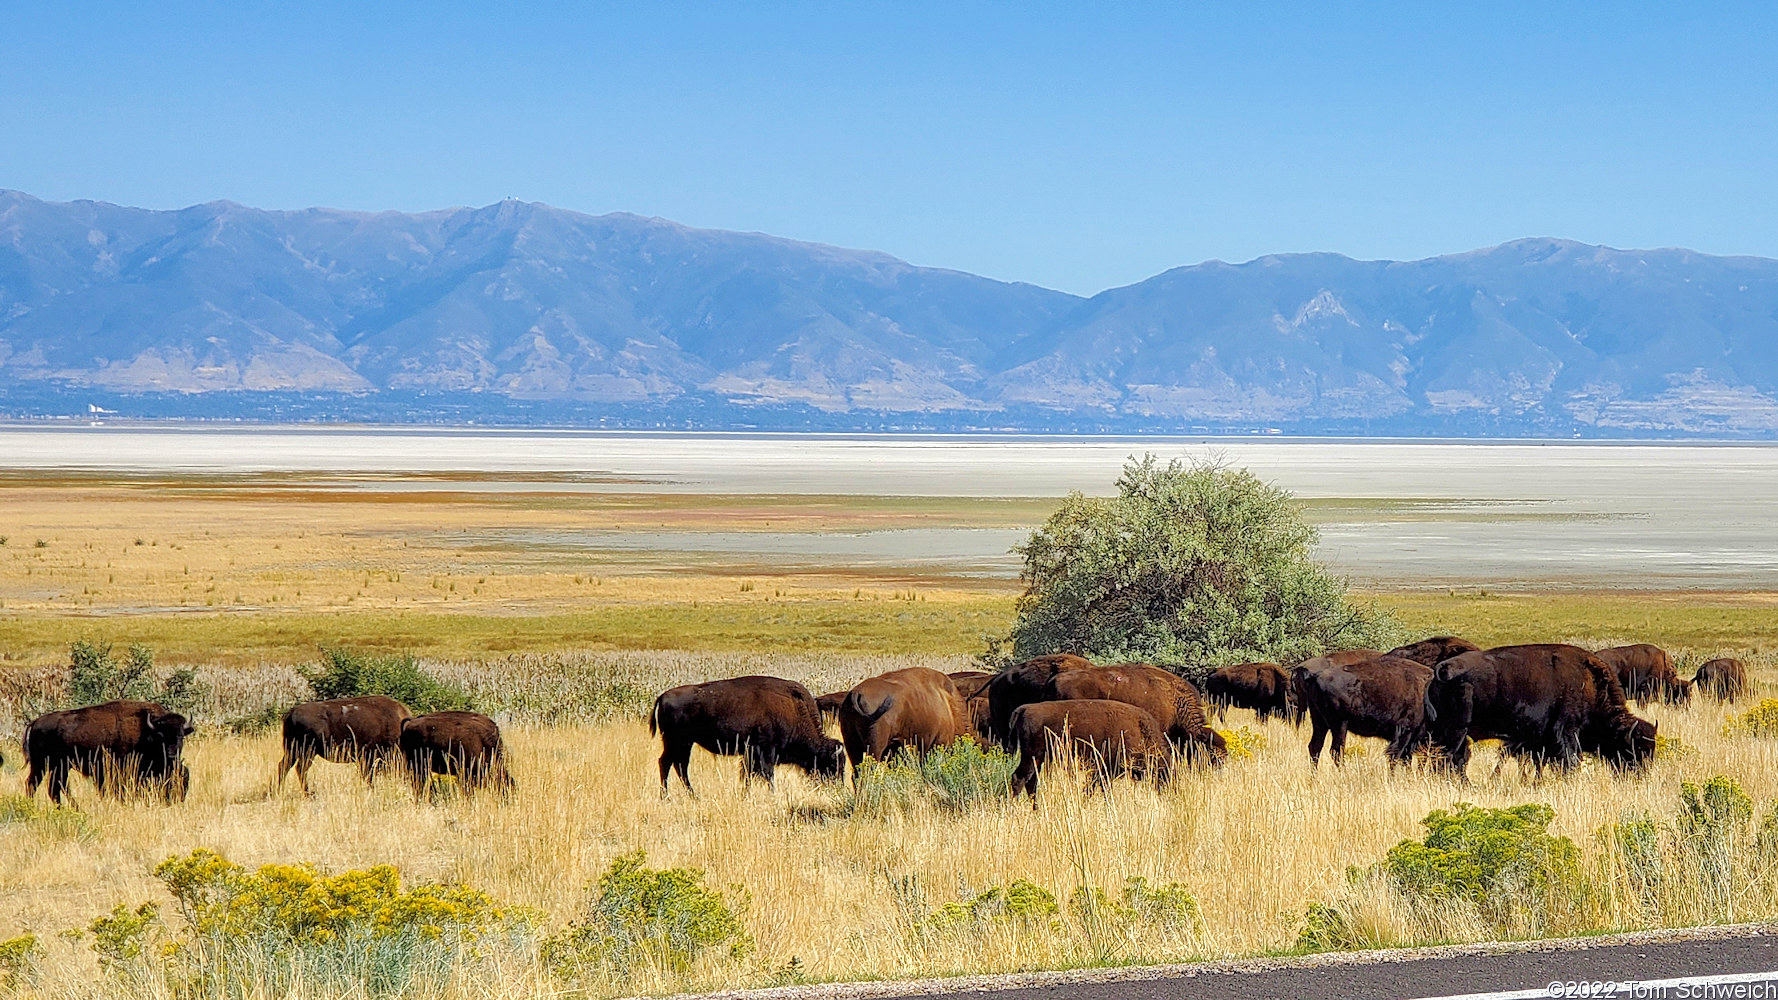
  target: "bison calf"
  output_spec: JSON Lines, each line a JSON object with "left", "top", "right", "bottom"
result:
{"left": 399, "top": 711, "right": 513, "bottom": 799}
{"left": 26, "top": 700, "right": 194, "bottom": 805}
{"left": 278, "top": 695, "right": 412, "bottom": 795}
{"left": 652, "top": 676, "right": 845, "bottom": 792}
{"left": 1008, "top": 699, "right": 1172, "bottom": 797}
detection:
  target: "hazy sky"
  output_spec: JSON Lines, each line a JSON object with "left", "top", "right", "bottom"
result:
{"left": 5, "top": 2, "right": 1775, "bottom": 294}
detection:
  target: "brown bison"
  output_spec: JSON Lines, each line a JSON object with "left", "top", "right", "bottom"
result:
{"left": 399, "top": 711, "right": 513, "bottom": 798}
{"left": 1595, "top": 643, "right": 1691, "bottom": 706}
{"left": 814, "top": 690, "right": 847, "bottom": 724}
{"left": 980, "top": 653, "right": 1096, "bottom": 743}
{"left": 1008, "top": 699, "right": 1173, "bottom": 797}
{"left": 651, "top": 676, "right": 845, "bottom": 792}
{"left": 1291, "top": 654, "right": 1432, "bottom": 767}
{"left": 1694, "top": 658, "right": 1749, "bottom": 702}
{"left": 1204, "top": 662, "right": 1294, "bottom": 724}
{"left": 25, "top": 700, "right": 194, "bottom": 805}
{"left": 947, "top": 670, "right": 995, "bottom": 738}
{"left": 1288, "top": 649, "right": 1382, "bottom": 725}
{"left": 839, "top": 667, "right": 970, "bottom": 766}
{"left": 277, "top": 695, "right": 412, "bottom": 794}
{"left": 1048, "top": 664, "right": 1226, "bottom": 764}
{"left": 1387, "top": 636, "right": 1481, "bottom": 667}
{"left": 1425, "top": 644, "right": 1657, "bottom": 779}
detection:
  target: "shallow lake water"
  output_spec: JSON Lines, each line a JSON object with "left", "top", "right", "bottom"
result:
{"left": 4, "top": 427, "right": 1775, "bottom": 588}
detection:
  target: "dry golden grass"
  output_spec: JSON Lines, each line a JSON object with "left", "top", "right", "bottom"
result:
{"left": 5, "top": 653, "right": 1778, "bottom": 998}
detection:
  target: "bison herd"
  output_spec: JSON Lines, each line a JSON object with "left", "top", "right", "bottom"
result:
{"left": 18, "top": 697, "right": 511, "bottom": 806}
{"left": 9, "top": 641, "right": 1752, "bottom": 808}
{"left": 653, "top": 640, "right": 1751, "bottom": 796}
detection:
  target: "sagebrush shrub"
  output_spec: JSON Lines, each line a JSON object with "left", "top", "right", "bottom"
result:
{"left": 851, "top": 739, "right": 1018, "bottom": 814}
{"left": 1381, "top": 803, "right": 1582, "bottom": 927}
{"left": 542, "top": 850, "right": 753, "bottom": 982}
{"left": 70, "top": 849, "right": 529, "bottom": 998}
{"left": 0, "top": 934, "right": 39, "bottom": 991}
{"left": 300, "top": 647, "right": 471, "bottom": 713}
{"left": 1004, "top": 455, "right": 1399, "bottom": 674}
{"left": 66, "top": 640, "right": 207, "bottom": 714}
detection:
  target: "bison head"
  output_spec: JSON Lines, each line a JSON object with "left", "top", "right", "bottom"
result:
{"left": 1603, "top": 716, "right": 1658, "bottom": 772}
{"left": 811, "top": 739, "right": 847, "bottom": 781}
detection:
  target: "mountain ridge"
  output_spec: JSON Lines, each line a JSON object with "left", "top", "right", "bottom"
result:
{"left": 5, "top": 190, "right": 1778, "bottom": 436}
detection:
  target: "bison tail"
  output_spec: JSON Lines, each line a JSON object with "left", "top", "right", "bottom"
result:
{"left": 844, "top": 689, "right": 894, "bottom": 726}
{"left": 648, "top": 694, "right": 663, "bottom": 737}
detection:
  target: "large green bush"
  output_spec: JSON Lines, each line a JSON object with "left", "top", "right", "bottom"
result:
{"left": 1005, "top": 455, "right": 1397, "bottom": 672}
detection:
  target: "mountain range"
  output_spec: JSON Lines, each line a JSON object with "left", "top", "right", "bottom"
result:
{"left": 5, "top": 189, "right": 1778, "bottom": 436}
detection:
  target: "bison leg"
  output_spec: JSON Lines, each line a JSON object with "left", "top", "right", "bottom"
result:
{"left": 45, "top": 760, "right": 72, "bottom": 806}
{"left": 1328, "top": 723, "right": 1350, "bottom": 767}
{"left": 1011, "top": 748, "right": 1040, "bottom": 799}
{"left": 745, "top": 745, "right": 779, "bottom": 787}
{"left": 1307, "top": 718, "right": 1328, "bottom": 768}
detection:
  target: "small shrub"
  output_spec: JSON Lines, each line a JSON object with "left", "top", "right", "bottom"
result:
{"left": 1725, "top": 698, "right": 1778, "bottom": 738}
{"left": 138, "top": 848, "right": 529, "bottom": 997}
{"left": 84, "top": 902, "right": 162, "bottom": 967}
{"left": 222, "top": 704, "right": 286, "bottom": 736}
{"left": 1216, "top": 726, "right": 1268, "bottom": 762}
{"left": 32, "top": 539, "right": 47, "bottom": 549}
{"left": 0, "top": 794, "right": 99, "bottom": 842}
{"left": 1296, "top": 900, "right": 1356, "bottom": 952}
{"left": 849, "top": 739, "right": 1018, "bottom": 814}
{"left": 542, "top": 850, "right": 752, "bottom": 983}
{"left": 924, "top": 879, "right": 1059, "bottom": 935}
{"left": 65, "top": 641, "right": 206, "bottom": 713}
{"left": 1654, "top": 733, "right": 1697, "bottom": 761}
{"left": 0, "top": 934, "right": 39, "bottom": 991}
{"left": 300, "top": 647, "right": 470, "bottom": 713}
{"left": 1381, "top": 803, "right": 1582, "bottom": 931}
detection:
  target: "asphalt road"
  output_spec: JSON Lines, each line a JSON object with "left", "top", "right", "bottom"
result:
{"left": 866, "top": 931, "right": 1778, "bottom": 1000}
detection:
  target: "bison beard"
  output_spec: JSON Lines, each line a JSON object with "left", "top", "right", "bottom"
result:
{"left": 1425, "top": 643, "right": 1657, "bottom": 780}
{"left": 25, "top": 700, "right": 194, "bottom": 806}
{"left": 651, "top": 675, "right": 845, "bottom": 793}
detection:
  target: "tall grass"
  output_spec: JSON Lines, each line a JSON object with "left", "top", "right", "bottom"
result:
{"left": 4, "top": 650, "right": 1778, "bottom": 998}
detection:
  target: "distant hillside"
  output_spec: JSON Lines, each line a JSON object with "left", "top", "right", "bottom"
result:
{"left": 5, "top": 190, "right": 1778, "bottom": 435}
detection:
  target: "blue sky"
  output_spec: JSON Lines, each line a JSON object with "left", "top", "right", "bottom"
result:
{"left": 4, "top": 2, "right": 1775, "bottom": 294}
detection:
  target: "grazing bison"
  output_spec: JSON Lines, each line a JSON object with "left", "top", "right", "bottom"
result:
{"left": 1595, "top": 644, "right": 1691, "bottom": 705}
{"left": 1008, "top": 699, "right": 1172, "bottom": 797}
{"left": 1386, "top": 636, "right": 1481, "bottom": 667}
{"left": 399, "top": 711, "right": 513, "bottom": 798}
{"left": 1694, "top": 658, "right": 1749, "bottom": 702}
{"left": 815, "top": 690, "right": 847, "bottom": 724}
{"left": 1047, "top": 664, "right": 1226, "bottom": 764}
{"left": 1291, "top": 654, "right": 1432, "bottom": 767}
{"left": 651, "top": 676, "right": 845, "bottom": 792}
{"left": 1204, "top": 662, "right": 1293, "bottom": 724}
{"left": 1288, "top": 650, "right": 1382, "bottom": 725}
{"left": 25, "top": 700, "right": 194, "bottom": 805}
{"left": 947, "top": 670, "right": 995, "bottom": 738}
{"left": 980, "top": 653, "right": 1097, "bottom": 744}
{"left": 839, "top": 667, "right": 970, "bottom": 766}
{"left": 1425, "top": 644, "right": 1656, "bottom": 780}
{"left": 277, "top": 695, "right": 412, "bottom": 794}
